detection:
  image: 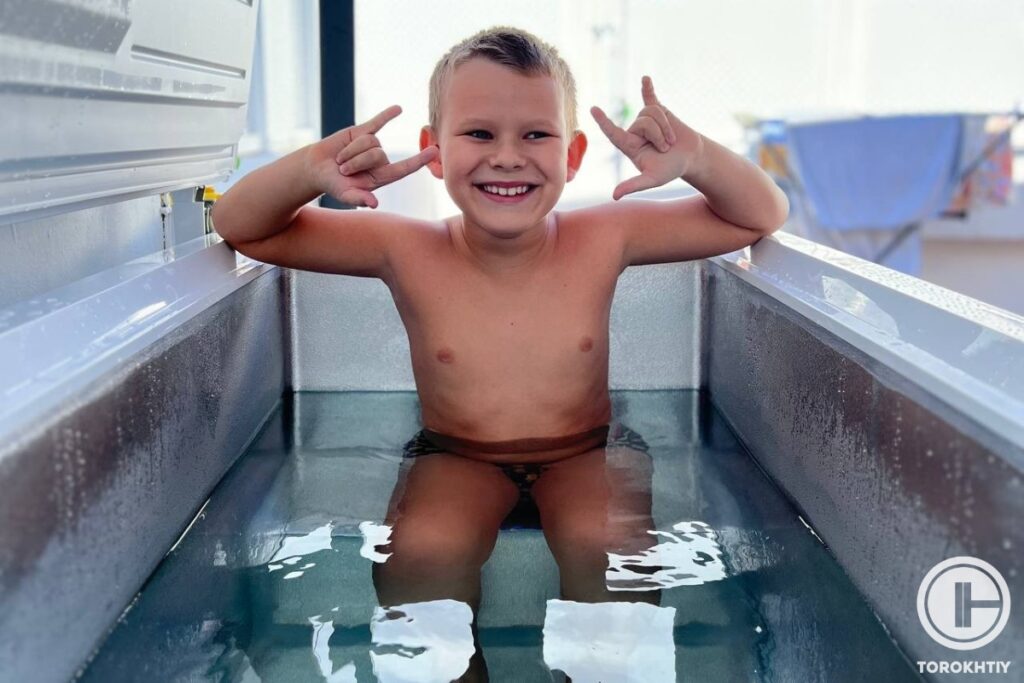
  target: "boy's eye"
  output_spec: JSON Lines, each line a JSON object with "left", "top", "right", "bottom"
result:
{"left": 464, "top": 130, "right": 553, "bottom": 140}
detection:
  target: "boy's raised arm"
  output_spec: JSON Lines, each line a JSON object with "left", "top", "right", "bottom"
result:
{"left": 585, "top": 78, "right": 789, "bottom": 268}
{"left": 211, "top": 106, "right": 437, "bottom": 278}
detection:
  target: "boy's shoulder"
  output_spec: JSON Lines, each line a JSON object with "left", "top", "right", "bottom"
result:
{"left": 371, "top": 210, "right": 460, "bottom": 268}
{"left": 552, "top": 203, "right": 630, "bottom": 261}
{"left": 555, "top": 202, "right": 620, "bottom": 232}
{"left": 359, "top": 209, "right": 453, "bottom": 260}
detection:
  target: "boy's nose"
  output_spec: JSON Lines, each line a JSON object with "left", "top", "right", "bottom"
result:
{"left": 489, "top": 140, "right": 525, "bottom": 169}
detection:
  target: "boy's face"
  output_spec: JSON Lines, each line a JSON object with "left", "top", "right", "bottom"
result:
{"left": 421, "top": 58, "right": 586, "bottom": 239}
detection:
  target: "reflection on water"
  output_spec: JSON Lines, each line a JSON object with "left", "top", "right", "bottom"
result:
{"left": 269, "top": 522, "right": 334, "bottom": 564}
{"left": 80, "top": 391, "right": 920, "bottom": 682}
{"left": 370, "top": 600, "right": 475, "bottom": 682}
{"left": 310, "top": 614, "right": 358, "bottom": 682}
{"left": 359, "top": 521, "right": 394, "bottom": 564}
{"left": 543, "top": 600, "right": 677, "bottom": 683}
{"left": 606, "top": 521, "right": 727, "bottom": 592}
{"left": 267, "top": 522, "right": 334, "bottom": 579}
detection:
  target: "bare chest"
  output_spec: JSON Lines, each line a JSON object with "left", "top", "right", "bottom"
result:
{"left": 399, "top": 267, "right": 616, "bottom": 373}
{"left": 383, "top": 219, "right": 623, "bottom": 437}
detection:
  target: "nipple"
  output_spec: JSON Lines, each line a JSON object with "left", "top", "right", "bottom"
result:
{"left": 436, "top": 347, "right": 455, "bottom": 364}
{"left": 578, "top": 336, "right": 594, "bottom": 352}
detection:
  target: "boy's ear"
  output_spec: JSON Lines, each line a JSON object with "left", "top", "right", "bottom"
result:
{"left": 566, "top": 130, "right": 587, "bottom": 182}
{"left": 419, "top": 126, "right": 443, "bottom": 179}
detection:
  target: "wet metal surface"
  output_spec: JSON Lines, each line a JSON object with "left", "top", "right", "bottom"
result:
{"left": 716, "top": 232, "right": 1024, "bottom": 451}
{"left": 0, "top": 195, "right": 164, "bottom": 309}
{"left": 0, "top": 0, "right": 131, "bottom": 53}
{"left": 707, "top": 267, "right": 1023, "bottom": 674}
{"left": 0, "top": 0, "right": 258, "bottom": 222}
{"left": 81, "top": 391, "right": 918, "bottom": 682}
{"left": 0, "top": 238, "right": 270, "bottom": 429}
{"left": 0, "top": 273, "right": 284, "bottom": 683}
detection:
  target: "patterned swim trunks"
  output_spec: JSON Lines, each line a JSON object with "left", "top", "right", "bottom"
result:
{"left": 402, "top": 424, "right": 649, "bottom": 529}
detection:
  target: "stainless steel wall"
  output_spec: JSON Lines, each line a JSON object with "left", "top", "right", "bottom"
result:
{"left": 0, "top": 0, "right": 259, "bottom": 224}
{"left": 0, "top": 270, "right": 285, "bottom": 683}
{"left": 706, "top": 264, "right": 1023, "bottom": 672}
{"left": 289, "top": 262, "right": 705, "bottom": 391}
{"left": 0, "top": 196, "right": 164, "bottom": 309}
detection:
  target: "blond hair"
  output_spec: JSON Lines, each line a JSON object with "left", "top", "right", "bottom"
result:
{"left": 428, "top": 26, "right": 579, "bottom": 135}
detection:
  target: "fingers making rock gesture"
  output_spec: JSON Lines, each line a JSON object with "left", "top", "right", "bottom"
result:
{"left": 309, "top": 105, "right": 438, "bottom": 208}
{"left": 591, "top": 76, "right": 704, "bottom": 200}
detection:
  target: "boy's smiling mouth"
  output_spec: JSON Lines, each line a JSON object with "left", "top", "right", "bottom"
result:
{"left": 473, "top": 181, "right": 538, "bottom": 203}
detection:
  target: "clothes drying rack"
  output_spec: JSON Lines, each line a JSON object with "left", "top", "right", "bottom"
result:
{"left": 752, "top": 109, "right": 1024, "bottom": 266}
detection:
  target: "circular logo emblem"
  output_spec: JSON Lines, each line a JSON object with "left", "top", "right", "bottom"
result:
{"left": 917, "top": 556, "right": 1010, "bottom": 650}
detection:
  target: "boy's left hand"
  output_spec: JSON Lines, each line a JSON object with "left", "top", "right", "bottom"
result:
{"left": 591, "top": 76, "right": 705, "bottom": 200}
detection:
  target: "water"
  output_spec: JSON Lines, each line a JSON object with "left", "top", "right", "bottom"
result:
{"left": 81, "top": 391, "right": 921, "bottom": 682}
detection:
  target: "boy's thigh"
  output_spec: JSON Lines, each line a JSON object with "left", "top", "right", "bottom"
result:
{"left": 385, "top": 452, "right": 521, "bottom": 539}
{"left": 531, "top": 446, "right": 655, "bottom": 552}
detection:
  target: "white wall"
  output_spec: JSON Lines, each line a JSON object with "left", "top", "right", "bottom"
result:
{"left": 921, "top": 239, "right": 1024, "bottom": 315}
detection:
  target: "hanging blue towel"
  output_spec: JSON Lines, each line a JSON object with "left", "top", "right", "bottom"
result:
{"left": 785, "top": 115, "right": 963, "bottom": 231}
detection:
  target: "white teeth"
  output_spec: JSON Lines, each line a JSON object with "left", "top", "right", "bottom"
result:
{"left": 482, "top": 185, "right": 530, "bottom": 196}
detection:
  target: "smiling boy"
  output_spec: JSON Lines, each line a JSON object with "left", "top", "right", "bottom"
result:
{"left": 213, "top": 25, "right": 786, "bottom": 626}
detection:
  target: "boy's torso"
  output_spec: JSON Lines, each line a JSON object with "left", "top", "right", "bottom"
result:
{"left": 383, "top": 211, "right": 623, "bottom": 460}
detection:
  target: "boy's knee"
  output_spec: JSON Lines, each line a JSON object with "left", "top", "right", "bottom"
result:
{"left": 547, "top": 514, "right": 612, "bottom": 559}
{"left": 549, "top": 511, "right": 656, "bottom": 562}
{"left": 384, "top": 518, "right": 498, "bottom": 571}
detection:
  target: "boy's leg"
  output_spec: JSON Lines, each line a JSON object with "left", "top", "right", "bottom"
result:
{"left": 531, "top": 445, "right": 659, "bottom": 604}
{"left": 373, "top": 452, "right": 519, "bottom": 610}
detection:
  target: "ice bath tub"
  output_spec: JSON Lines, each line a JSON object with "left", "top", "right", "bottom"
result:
{"left": 79, "top": 391, "right": 920, "bottom": 681}
{"left": 1, "top": 231, "right": 1021, "bottom": 681}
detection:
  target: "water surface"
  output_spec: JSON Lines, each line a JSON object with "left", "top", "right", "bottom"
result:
{"left": 81, "top": 391, "right": 920, "bottom": 682}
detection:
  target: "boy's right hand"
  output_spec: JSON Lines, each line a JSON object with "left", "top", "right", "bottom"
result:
{"left": 306, "top": 105, "right": 438, "bottom": 209}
